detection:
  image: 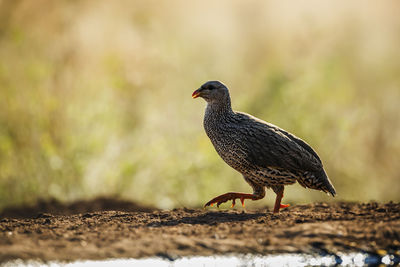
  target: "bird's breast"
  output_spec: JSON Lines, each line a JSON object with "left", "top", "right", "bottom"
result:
{"left": 203, "top": 116, "right": 251, "bottom": 172}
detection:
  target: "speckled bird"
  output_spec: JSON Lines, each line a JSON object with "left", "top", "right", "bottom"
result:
{"left": 192, "top": 81, "right": 336, "bottom": 213}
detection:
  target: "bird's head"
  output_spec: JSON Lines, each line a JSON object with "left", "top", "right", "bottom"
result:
{"left": 192, "top": 81, "right": 230, "bottom": 104}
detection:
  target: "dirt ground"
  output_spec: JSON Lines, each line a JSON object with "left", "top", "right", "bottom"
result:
{"left": 0, "top": 199, "right": 399, "bottom": 263}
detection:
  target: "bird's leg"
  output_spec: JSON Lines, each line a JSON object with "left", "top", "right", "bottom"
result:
{"left": 272, "top": 185, "right": 290, "bottom": 213}
{"left": 204, "top": 179, "right": 265, "bottom": 208}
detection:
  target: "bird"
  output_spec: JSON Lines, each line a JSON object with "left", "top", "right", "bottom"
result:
{"left": 192, "top": 80, "right": 336, "bottom": 213}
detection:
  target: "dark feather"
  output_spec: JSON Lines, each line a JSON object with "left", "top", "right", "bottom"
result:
{"left": 232, "top": 112, "right": 322, "bottom": 172}
{"left": 198, "top": 80, "right": 336, "bottom": 197}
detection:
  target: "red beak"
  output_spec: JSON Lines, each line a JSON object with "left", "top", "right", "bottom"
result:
{"left": 192, "top": 89, "right": 201, "bottom": 99}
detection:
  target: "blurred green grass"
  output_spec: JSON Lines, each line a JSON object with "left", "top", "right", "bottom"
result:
{"left": 0, "top": 0, "right": 399, "bottom": 210}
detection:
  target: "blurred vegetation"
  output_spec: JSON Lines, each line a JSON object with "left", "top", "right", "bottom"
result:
{"left": 0, "top": 1, "right": 399, "bottom": 210}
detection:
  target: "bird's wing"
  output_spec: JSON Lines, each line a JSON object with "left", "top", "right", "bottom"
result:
{"left": 273, "top": 125, "right": 322, "bottom": 164}
{"left": 232, "top": 112, "right": 323, "bottom": 172}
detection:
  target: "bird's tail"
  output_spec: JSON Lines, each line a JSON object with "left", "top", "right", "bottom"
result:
{"left": 317, "top": 168, "right": 336, "bottom": 197}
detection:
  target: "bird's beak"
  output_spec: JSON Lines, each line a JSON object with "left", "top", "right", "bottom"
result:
{"left": 192, "top": 88, "right": 201, "bottom": 99}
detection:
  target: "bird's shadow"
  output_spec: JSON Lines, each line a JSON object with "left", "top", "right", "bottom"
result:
{"left": 146, "top": 210, "right": 267, "bottom": 228}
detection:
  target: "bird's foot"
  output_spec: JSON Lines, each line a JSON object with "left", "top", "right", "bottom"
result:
{"left": 273, "top": 203, "right": 290, "bottom": 214}
{"left": 204, "top": 192, "right": 255, "bottom": 208}
{"left": 280, "top": 203, "right": 290, "bottom": 209}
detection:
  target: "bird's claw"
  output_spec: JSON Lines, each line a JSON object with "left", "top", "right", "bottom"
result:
{"left": 204, "top": 193, "right": 248, "bottom": 209}
{"left": 240, "top": 197, "right": 245, "bottom": 207}
{"left": 204, "top": 196, "right": 232, "bottom": 208}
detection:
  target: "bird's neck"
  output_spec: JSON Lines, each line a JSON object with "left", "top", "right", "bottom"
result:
{"left": 205, "top": 98, "right": 233, "bottom": 120}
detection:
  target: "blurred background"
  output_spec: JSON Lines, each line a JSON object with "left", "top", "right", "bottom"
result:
{"left": 0, "top": 0, "right": 399, "bottom": 211}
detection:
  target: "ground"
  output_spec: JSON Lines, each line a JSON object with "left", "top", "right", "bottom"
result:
{"left": 0, "top": 199, "right": 399, "bottom": 263}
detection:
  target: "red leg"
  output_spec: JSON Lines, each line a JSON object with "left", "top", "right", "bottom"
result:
{"left": 273, "top": 186, "right": 290, "bottom": 213}
{"left": 204, "top": 178, "right": 265, "bottom": 209}
{"left": 204, "top": 192, "right": 261, "bottom": 208}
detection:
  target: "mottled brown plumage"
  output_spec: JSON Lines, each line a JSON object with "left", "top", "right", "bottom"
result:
{"left": 192, "top": 81, "right": 336, "bottom": 213}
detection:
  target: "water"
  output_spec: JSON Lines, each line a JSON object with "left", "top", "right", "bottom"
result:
{"left": 3, "top": 253, "right": 399, "bottom": 267}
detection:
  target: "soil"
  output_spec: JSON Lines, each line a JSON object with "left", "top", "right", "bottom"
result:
{"left": 0, "top": 200, "right": 399, "bottom": 263}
